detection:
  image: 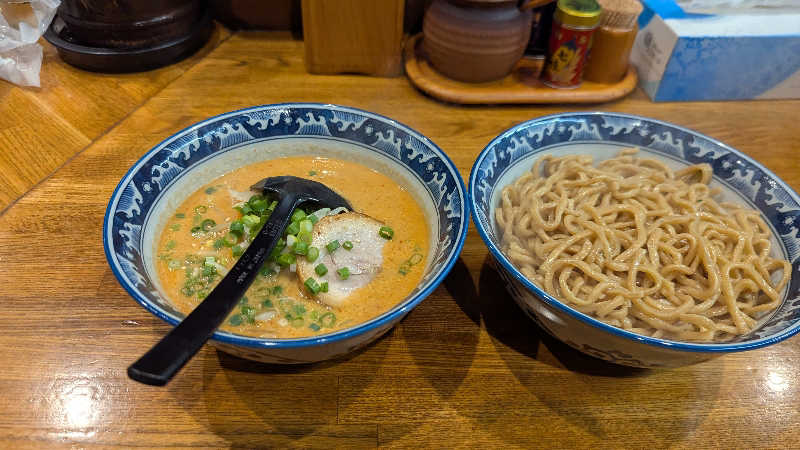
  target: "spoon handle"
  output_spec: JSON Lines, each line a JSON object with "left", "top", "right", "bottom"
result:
{"left": 127, "top": 194, "right": 298, "bottom": 386}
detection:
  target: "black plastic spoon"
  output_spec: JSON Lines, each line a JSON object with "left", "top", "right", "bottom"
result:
{"left": 128, "top": 176, "right": 351, "bottom": 386}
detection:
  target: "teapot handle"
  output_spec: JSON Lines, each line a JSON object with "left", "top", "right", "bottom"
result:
{"left": 520, "top": 0, "right": 555, "bottom": 10}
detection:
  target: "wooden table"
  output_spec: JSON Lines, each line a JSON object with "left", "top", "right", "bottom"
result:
{"left": 1, "top": 29, "right": 799, "bottom": 448}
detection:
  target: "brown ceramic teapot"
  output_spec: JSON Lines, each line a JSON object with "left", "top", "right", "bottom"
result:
{"left": 422, "top": 0, "right": 545, "bottom": 83}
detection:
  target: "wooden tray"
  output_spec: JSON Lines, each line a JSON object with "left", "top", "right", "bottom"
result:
{"left": 404, "top": 34, "right": 638, "bottom": 105}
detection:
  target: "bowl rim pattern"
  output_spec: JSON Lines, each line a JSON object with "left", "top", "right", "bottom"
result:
{"left": 103, "top": 102, "right": 469, "bottom": 349}
{"left": 469, "top": 111, "right": 800, "bottom": 353}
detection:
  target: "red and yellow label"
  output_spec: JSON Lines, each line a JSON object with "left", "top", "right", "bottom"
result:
{"left": 543, "top": 20, "right": 595, "bottom": 88}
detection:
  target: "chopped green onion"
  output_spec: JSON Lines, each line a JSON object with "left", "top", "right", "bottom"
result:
{"left": 201, "top": 218, "right": 216, "bottom": 231}
{"left": 315, "top": 263, "right": 328, "bottom": 276}
{"left": 306, "top": 246, "right": 320, "bottom": 262}
{"left": 166, "top": 240, "right": 176, "bottom": 250}
{"left": 276, "top": 253, "right": 296, "bottom": 267}
{"left": 181, "top": 286, "right": 195, "bottom": 296}
{"left": 268, "top": 200, "right": 277, "bottom": 211}
{"left": 229, "top": 314, "right": 243, "bottom": 326}
{"left": 170, "top": 223, "right": 181, "bottom": 231}
{"left": 320, "top": 281, "right": 329, "bottom": 293}
{"left": 309, "top": 323, "right": 321, "bottom": 331}
{"left": 242, "top": 214, "right": 260, "bottom": 228}
{"left": 259, "top": 265, "right": 275, "bottom": 277}
{"left": 286, "top": 221, "right": 300, "bottom": 236}
{"left": 262, "top": 298, "right": 274, "bottom": 308}
{"left": 205, "top": 186, "right": 217, "bottom": 195}
{"left": 197, "top": 289, "right": 209, "bottom": 299}
{"left": 250, "top": 198, "right": 268, "bottom": 213}
{"left": 297, "top": 230, "right": 312, "bottom": 244}
{"left": 235, "top": 204, "right": 252, "bottom": 216}
{"left": 239, "top": 296, "right": 249, "bottom": 305}
{"left": 241, "top": 305, "right": 257, "bottom": 324}
{"left": 194, "top": 205, "right": 208, "bottom": 214}
{"left": 379, "top": 226, "right": 394, "bottom": 240}
{"left": 175, "top": 212, "right": 186, "bottom": 219}
{"left": 272, "top": 285, "right": 283, "bottom": 295}
{"left": 269, "top": 238, "right": 286, "bottom": 260}
{"left": 299, "top": 219, "right": 313, "bottom": 233}
{"left": 319, "top": 312, "right": 336, "bottom": 328}
{"left": 309, "top": 170, "right": 317, "bottom": 176}
{"left": 213, "top": 239, "right": 225, "bottom": 249}
{"left": 222, "top": 232, "right": 238, "bottom": 247}
{"left": 336, "top": 267, "right": 350, "bottom": 280}
{"left": 232, "top": 244, "right": 244, "bottom": 257}
{"left": 291, "top": 209, "right": 307, "bottom": 222}
{"left": 190, "top": 226, "right": 202, "bottom": 234}
{"left": 304, "top": 277, "right": 321, "bottom": 294}
{"left": 294, "top": 241, "right": 309, "bottom": 255}
{"left": 229, "top": 220, "right": 244, "bottom": 236}
{"left": 326, "top": 240, "right": 340, "bottom": 253}
{"left": 168, "top": 259, "right": 181, "bottom": 270}
{"left": 410, "top": 253, "right": 424, "bottom": 264}
{"left": 308, "top": 214, "right": 319, "bottom": 225}
{"left": 286, "top": 234, "right": 297, "bottom": 250}
{"left": 342, "top": 241, "right": 353, "bottom": 250}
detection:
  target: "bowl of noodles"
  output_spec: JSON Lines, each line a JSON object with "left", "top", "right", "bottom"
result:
{"left": 469, "top": 112, "right": 800, "bottom": 368}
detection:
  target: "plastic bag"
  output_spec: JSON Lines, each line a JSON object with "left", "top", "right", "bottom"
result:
{"left": 0, "top": 0, "right": 60, "bottom": 87}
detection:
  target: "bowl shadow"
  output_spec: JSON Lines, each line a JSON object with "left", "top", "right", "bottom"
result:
{"left": 476, "top": 256, "right": 723, "bottom": 447}
{"left": 165, "top": 329, "right": 392, "bottom": 448}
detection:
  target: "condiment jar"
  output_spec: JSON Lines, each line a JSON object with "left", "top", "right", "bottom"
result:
{"left": 583, "top": 0, "right": 643, "bottom": 84}
{"left": 542, "top": 0, "right": 602, "bottom": 88}
{"left": 422, "top": 0, "right": 534, "bottom": 83}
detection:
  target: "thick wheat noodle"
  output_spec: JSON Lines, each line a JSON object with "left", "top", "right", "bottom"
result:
{"left": 496, "top": 149, "right": 791, "bottom": 342}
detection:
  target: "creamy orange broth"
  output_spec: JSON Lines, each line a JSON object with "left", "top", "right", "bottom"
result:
{"left": 156, "top": 156, "right": 429, "bottom": 338}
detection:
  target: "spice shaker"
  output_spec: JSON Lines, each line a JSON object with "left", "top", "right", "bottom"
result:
{"left": 583, "top": 0, "right": 643, "bottom": 84}
{"left": 542, "top": 0, "right": 602, "bottom": 88}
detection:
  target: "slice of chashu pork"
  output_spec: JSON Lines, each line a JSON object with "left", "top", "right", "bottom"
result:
{"left": 296, "top": 212, "right": 387, "bottom": 307}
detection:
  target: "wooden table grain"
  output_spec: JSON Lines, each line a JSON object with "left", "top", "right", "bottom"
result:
{"left": 1, "top": 30, "right": 799, "bottom": 449}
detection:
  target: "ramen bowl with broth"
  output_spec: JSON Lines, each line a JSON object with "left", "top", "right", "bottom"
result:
{"left": 470, "top": 112, "right": 800, "bottom": 368}
{"left": 104, "top": 104, "right": 468, "bottom": 364}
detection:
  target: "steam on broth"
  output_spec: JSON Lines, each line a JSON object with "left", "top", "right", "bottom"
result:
{"left": 156, "top": 156, "right": 429, "bottom": 338}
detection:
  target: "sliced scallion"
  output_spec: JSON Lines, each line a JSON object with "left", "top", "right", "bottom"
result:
{"left": 326, "top": 240, "right": 340, "bottom": 253}
{"left": 315, "top": 263, "right": 328, "bottom": 276}
{"left": 201, "top": 218, "right": 216, "bottom": 232}
{"left": 379, "top": 226, "right": 394, "bottom": 240}
{"left": 229, "top": 220, "right": 244, "bottom": 236}
{"left": 319, "top": 312, "right": 336, "bottom": 327}
{"left": 306, "top": 246, "right": 320, "bottom": 262}
{"left": 336, "top": 267, "right": 350, "bottom": 280}
{"left": 286, "top": 221, "right": 300, "bottom": 236}
{"left": 276, "top": 253, "right": 296, "bottom": 267}
{"left": 304, "top": 277, "right": 321, "bottom": 294}
{"left": 342, "top": 241, "right": 353, "bottom": 250}
{"left": 294, "top": 241, "right": 309, "bottom": 256}
{"left": 229, "top": 314, "right": 243, "bottom": 326}
{"left": 291, "top": 209, "right": 307, "bottom": 222}
{"left": 297, "top": 230, "right": 312, "bottom": 244}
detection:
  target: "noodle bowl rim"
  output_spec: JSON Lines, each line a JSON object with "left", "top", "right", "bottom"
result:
{"left": 469, "top": 111, "right": 800, "bottom": 353}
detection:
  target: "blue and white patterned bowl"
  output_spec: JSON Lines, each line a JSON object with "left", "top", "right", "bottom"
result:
{"left": 470, "top": 112, "right": 800, "bottom": 368}
{"left": 103, "top": 103, "right": 468, "bottom": 364}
